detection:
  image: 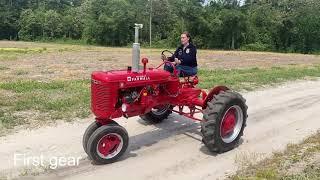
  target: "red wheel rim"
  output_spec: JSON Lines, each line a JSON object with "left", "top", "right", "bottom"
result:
{"left": 220, "top": 105, "right": 243, "bottom": 143}
{"left": 97, "top": 133, "right": 123, "bottom": 159}
{"left": 221, "top": 108, "right": 236, "bottom": 137}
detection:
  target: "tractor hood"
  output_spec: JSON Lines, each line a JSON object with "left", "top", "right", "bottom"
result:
{"left": 91, "top": 68, "right": 172, "bottom": 87}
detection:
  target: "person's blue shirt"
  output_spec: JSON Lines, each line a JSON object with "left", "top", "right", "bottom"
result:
{"left": 170, "top": 43, "right": 197, "bottom": 67}
{"left": 167, "top": 43, "right": 198, "bottom": 77}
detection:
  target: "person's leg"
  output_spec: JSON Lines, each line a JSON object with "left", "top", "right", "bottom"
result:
{"left": 177, "top": 65, "right": 197, "bottom": 77}
{"left": 164, "top": 64, "right": 174, "bottom": 73}
{"left": 191, "top": 66, "right": 197, "bottom": 76}
{"left": 175, "top": 65, "right": 184, "bottom": 77}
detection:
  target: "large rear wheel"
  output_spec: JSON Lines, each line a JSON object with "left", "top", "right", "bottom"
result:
{"left": 140, "top": 104, "right": 172, "bottom": 123}
{"left": 201, "top": 90, "right": 248, "bottom": 152}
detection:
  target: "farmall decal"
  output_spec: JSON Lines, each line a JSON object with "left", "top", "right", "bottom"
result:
{"left": 127, "top": 75, "right": 150, "bottom": 82}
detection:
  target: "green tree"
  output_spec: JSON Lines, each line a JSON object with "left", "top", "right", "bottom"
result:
{"left": 62, "top": 7, "right": 85, "bottom": 39}
{"left": 219, "top": 9, "right": 247, "bottom": 49}
{"left": 42, "top": 10, "right": 63, "bottom": 38}
{"left": 0, "top": 0, "right": 319, "bottom": 53}
{"left": 18, "top": 9, "right": 43, "bottom": 40}
{"left": 83, "top": 0, "right": 134, "bottom": 46}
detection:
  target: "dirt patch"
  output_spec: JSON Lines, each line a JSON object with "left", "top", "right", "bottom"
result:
{"left": 201, "top": 50, "right": 320, "bottom": 69}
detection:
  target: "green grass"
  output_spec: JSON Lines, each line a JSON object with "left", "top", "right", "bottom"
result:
{"left": 198, "top": 65, "right": 320, "bottom": 90}
{"left": 0, "top": 66, "right": 9, "bottom": 70}
{"left": 231, "top": 132, "right": 320, "bottom": 180}
{"left": 35, "top": 38, "right": 88, "bottom": 46}
{"left": 0, "top": 46, "right": 83, "bottom": 61}
{"left": 0, "top": 47, "right": 48, "bottom": 61}
{"left": 15, "top": 69, "right": 29, "bottom": 75}
{"left": 1, "top": 65, "right": 320, "bottom": 134}
{"left": 0, "top": 47, "right": 47, "bottom": 53}
{"left": 0, "top": 80, "right": 90, "bottom": 133}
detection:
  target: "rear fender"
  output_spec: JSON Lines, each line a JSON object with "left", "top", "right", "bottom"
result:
{"left": 202, "top": 86, "right": 229, "bottom": 109}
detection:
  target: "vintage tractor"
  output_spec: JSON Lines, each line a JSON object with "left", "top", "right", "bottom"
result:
{"left": 83, "top": 24, "right": 248, "bottom": 164}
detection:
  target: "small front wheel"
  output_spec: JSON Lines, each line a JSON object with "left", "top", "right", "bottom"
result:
{"left": 86, "top": 124, "right": 129, "bottom": 164}
{"left": 82, "top": 120, "right": 119, "bottom": 154}
{"left": 83, "top": 121, "right": 101, "bottom": 154}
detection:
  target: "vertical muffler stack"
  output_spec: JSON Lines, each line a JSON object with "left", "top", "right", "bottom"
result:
{"left": 132, "top": 23, "right": 143, "bottom": 73}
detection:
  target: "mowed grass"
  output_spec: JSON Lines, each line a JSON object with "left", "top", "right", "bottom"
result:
{"left": 0, "top": 80, "right": 90, "bottom": 134}
{"left": 231, "top": 132, "right": 320, "bottom": 180}
{"left": 0, "top": 46, "right": 84, "bottom": 61}
{"left": 1, "top": 65, "right": 320, "bottom": 134}
{"left": 198, "top": 65, "right": 320, "bottom": 90}
{"left": 0, "top": 48, "right": 48, "bottom": 61}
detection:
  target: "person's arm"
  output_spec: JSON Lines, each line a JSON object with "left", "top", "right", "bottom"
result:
{"left": 168, "top": 48, "right": 179, "bottom": 62}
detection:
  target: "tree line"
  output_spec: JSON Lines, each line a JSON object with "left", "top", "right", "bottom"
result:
{"left": 0, "top": 0, "right": 319, "bottom": 53}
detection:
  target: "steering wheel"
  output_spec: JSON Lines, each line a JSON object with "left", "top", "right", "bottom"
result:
{"left": 156, "top": 50, "right": 176, "bottom": 73}
{"left": 161, "top": 50, "right": 174, "bottom": 61}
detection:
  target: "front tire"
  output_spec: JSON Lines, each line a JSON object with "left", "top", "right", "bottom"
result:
{"left": 201, "top": 90, "right": 248, "bottom": 153}
{"left": 86, "top": 124, "right": 129, "bottom": 164}
{"left": 83, "top": 121, "right": 101, "bottom": 154}
{"left": 140, "top": 104, "right": 172, "bottom": 123}
{"left": 82, "top": 120, "right": 119, "bottom": 154}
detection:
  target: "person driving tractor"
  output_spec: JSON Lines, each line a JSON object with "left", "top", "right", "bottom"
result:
{"left": 164, "top": 31, "right": 198, "bottom": 77}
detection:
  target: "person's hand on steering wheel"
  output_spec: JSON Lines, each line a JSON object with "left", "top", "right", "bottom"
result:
{"left": 174, "top": 58, "right": 181, "bottom": 65}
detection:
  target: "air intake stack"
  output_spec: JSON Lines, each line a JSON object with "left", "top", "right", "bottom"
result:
{"left": 132, "top": 23, "right": 143, "bottom": 73}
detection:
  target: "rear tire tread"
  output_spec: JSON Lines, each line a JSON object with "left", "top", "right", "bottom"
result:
{"left": 201, "top": 90, "right": 248, "bottom": 153}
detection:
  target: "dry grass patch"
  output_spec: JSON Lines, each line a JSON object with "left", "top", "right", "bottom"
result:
{"left": 231, "top": 132, "right": 320, "bottom": 180}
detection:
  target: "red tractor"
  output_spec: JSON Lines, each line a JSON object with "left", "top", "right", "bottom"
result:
{"left": 83, "top": 24, "right": 248, "bottom": 164}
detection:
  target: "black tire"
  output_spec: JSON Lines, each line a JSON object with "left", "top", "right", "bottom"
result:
{"left": 201, "top": 90, "right": 248, "bottom": 153}
{"left": 140, "top": 104, "right": 172, "bottom": 123}
{"left": 86, "top": 124, "right": 129, "bottom": 164}
{"left": 82, "top": 121, "right": 119, "bottom": 154}
{"left": 83, "top": 121, "right": 101, "bottom": 154}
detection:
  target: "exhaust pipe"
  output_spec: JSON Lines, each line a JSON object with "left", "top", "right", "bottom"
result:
{"left": 132, "top": 23, "right": 143, "bottom": 73}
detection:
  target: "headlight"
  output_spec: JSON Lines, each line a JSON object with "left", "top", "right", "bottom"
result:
{"left": 121, "top": 104, "right": 127, "bottom": 112}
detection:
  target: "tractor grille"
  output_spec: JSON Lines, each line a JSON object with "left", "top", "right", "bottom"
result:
{"left": 91, "top": 80, "right": 113, "bottom": 113}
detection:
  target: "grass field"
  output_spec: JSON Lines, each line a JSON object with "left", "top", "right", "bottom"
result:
{"left": 0, "top": 47, "right": 48, "bottom": 61}
{"left": 1, "top": 40, "right": 320, "bottom": 81}
{"left": 198, "top": 65, "right": 320, "bottom": 90}
{"left": 0, "top": 40, "right": 320, "bottom": 135}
